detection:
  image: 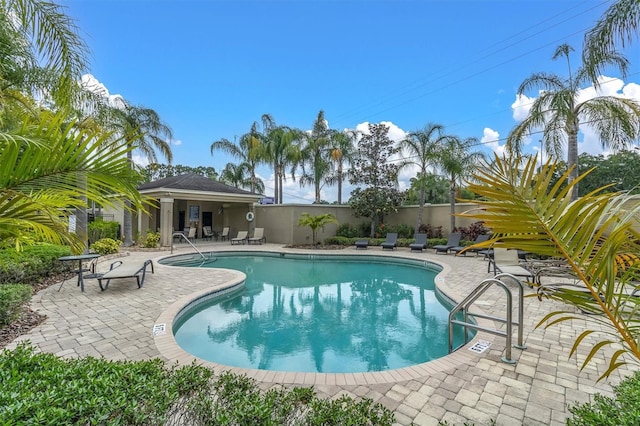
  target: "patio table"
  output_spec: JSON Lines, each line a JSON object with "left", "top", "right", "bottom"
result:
{"left": 58, "top": 253, "right": 101, "bottom": 292}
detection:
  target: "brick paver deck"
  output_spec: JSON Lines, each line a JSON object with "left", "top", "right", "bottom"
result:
{"left": 7, "top": 243, "right": 638, "bottom": 425}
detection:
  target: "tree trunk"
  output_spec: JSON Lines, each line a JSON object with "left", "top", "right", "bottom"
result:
{"left": 568, "top": 120, "right": 580, "bottom": 201}
{"left": 449, "top": 178, "right": 456, "bottom": 233}
{"left": 274, "top": 163, "right": 279, "bottom": 204}
{"left": 337, "top": 167, "right": 343, "bottom": 204}
{"left": 417, "top": 183, "right": 426, "bottom": 232}
{"left": 123, "top": 151, "right": 134, "bottom": 246}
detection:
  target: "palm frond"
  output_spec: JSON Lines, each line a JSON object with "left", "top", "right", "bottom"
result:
{"left": 459, "top": 155, "right": 640, "bottom": 379}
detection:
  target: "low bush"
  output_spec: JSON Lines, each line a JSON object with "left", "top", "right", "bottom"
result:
{"left": 0, "top": 343, "right": 394, "bottom": 425}
{"left": 454, "top": 222, "right": 491, "bottom": 241}
{"left": 141, "top": 230, "right": 161, "bottom": 248}
{"left": 0, "top": 244, "right": 71, "bottom": 285}
{"left": 567, "top": 371, "right": 640, "bottom": 425}
{"left": 0, "top": 284, "right": 32, "bottom": 327}
{"left": 88, "top": 220, "right": 120, "bottom": 242}
{"left": 91, "top": 238, "right": 121, "bottom": 255}
{"left": 417, "top": 224, "right": 443, "bottom": 239}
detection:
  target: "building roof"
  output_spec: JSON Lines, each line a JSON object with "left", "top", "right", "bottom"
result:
{"left": 137, "top": 174, "right": 263, "bottom": 203}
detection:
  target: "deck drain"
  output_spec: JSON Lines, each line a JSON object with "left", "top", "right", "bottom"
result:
{"left": 153, "top": 323, "right": 166, "bottom": 336}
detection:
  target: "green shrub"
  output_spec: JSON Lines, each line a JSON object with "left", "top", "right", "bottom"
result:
{"left": 0, "top": 344, "right": 394, "bottom": 425}
{"left": 0, "top": 284, "right": 32, "bottom": 327}
{"left": 417, "top": 223, "right": 443, "bottom": 238}
{"left": 0, "top": 343, "right": 212, "bottom": 425}
{"left": 0, "top": 244, "right": 72, "bottom": 285}
{"left": 336, "top": 223, "right": 361, "bottom": 238}
{"left": 88, "top": 220, "right": 120, "bottom": 242}
{"left": 142, "top": 230, "right": 161, "bottom": 248}
{"left": 91, "top": 238, "right": 121, "bottom": 255}
{"left": 567, "top": 371, "right": 640, "bottom": 425}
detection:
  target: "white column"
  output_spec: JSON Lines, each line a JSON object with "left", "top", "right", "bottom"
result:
{"left": 160, "top": 197, "right": 174, "bottom": 247}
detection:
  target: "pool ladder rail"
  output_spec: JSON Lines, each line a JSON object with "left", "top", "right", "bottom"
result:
{"left": 171, "top": 232, "right": 208, "bottom": 261}
{"left": 448, "top": 273, "right": 527, "bottom": 364}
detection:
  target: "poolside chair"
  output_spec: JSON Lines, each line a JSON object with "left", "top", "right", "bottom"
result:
{"left": 355, "top": 239, "right": 369, "bottom": 249}
{"left": 187, "top": 227, "right": 196, "bottom": 240}
{"left": 381, "top": 233, "right": 398, "bottom": 250}
{"left": 490, "top": 247, "right": 535, "bottom": 283}
{"left": 433, "top": 232, "right": 461, "bottom": 254}
{"left": 202, "top": 226, "right": 214, "bottom": 241}
{"left": 97, "top": 259, "right": 154, "bottom": 291}
{"left": 451, "top": 234, "right": 491, "bottom": 256}
{"left": 409, "top": 233, "right": 428, "bottom": 252}
{"left": 248, "top": 228, "right": 266, "bottom": 244}
{"left": 231, "top": 230, "right": 248, "bottom": 245}
{"left": 220, "top": 226, "right": 230, "bottom": 241}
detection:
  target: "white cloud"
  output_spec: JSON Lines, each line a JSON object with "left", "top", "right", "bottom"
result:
{"left": 80, "top": 74, "right": 125, "bottom": 108}
{"left": 481, "top": 127, "right": 505, "bottom": 156}
{"left": 511, "top": 93, "right": 535, "bottom": 122}
{"left": 172, "top": 139, "right": 183, "bottom": 146}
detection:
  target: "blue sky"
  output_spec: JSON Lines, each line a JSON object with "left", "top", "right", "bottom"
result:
{"left": 63, "top": 0, "right": 640, "bottom": 203}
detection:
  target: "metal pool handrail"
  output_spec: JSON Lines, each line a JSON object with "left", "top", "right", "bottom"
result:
{"left": 171, "top": 232, "right": 206, "bottom": 260}
{"left": 448, "top": 273, "right": 526, "bottom": 364}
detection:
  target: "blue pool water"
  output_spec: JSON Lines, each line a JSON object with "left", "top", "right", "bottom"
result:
{"left": 165, "top": 252, "right": 470, "bottom": 373}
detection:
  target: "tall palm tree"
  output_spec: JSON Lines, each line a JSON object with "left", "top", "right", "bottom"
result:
{"left": 400, "top": 123, "right": 447, "bottom": 230}
{"left": 583, "top": 0, "right": 640, "bottom": 83}
{"left": 0, "top": 0, "right": 89, "bottom": 111}
{"left": 219, "top": 161, "right": 264, "bottom": 193}
{"left": 104, "top": 101, "right": 173, "bottom": 246}
{"left": 211, "top": 120, "right": 265, "bottom": 195}
{"left": 327, "top": 129, "right": 359, "bottom": 205}
{"left": 0, "top": 111, "right": 146, "bottom": 253}
{"left": 507, "top": 43, "right": 640, "bottom": 200}
{"left": 262, "top": 124, "right": 301, "bottom": 204}
{"left": 437, "top": 135, "right": 483, "bottom": 232}
{"left": 300, "top": 110, "right": 333, "bottom": 203}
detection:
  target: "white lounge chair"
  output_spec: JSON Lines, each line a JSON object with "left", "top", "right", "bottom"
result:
{"left": 248, "top": 228, "right": 266, "bottom": 244}
{"left": 490, "top": 248, "right": 534, "bottom": 283}
{"left": 220, "top": 226, "right": 230, "bottom": 241}
{"left": 97, "top": 259, "right": 154, "bottom": 291}
{"left": 231, "top": 230, "right": 248, "bottom": 245}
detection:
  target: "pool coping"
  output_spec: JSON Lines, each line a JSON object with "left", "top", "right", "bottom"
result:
{"left": 154, "top": 249, "right": 499, "bottom": 386}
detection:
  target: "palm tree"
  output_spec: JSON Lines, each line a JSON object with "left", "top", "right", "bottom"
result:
{"left": 300, "top": 110, "right": 333, "bottom": 203}
{"left": 297, "top": 213, "right": 339, "bottom": 246}
{"left": 211, "top": 120, "right": 264, "bottom": 195}
{"left": 400, "top": 123, "right": 447, "bottom": 230}
{"left": 327, "top": 129, "right": 359, "bottom": 204}
{"left": 0, "top": 0, "right": 89, "bottom": 111}
{"left": 437, "top": 135, "right": 483, "bottom": 232}
{"left": 219, "top": 161, "right": 265, "bottom": 193}
{"left": 0, "top": 111, "right": 146, "bottom": 253}
{"left": 507, "top": 43, "right": 640, "bottom": 200}
{"left": 262, "top": 120, "right": 302, "bottom": 204}
{"left": 459, "top": 154, "right": 640, "bottom": 380}
{"left": 583, "top": 0, "right": 640, "bottom": 83}
{"left": 104, "top": 101, "right": 173, "bottom": 246}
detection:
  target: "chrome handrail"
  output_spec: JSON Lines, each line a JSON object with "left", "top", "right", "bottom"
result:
{"left": 448, "top": 273, "right": 526, "bottom": 364}
{"left": 171, "top": 232, "right": 206, "bottom": 260}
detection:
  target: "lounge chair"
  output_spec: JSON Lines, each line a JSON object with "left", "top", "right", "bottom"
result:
{"left": 381, "top": 233, "right": 398, "bottom": 250}
{"left": 248, "top": 228, "right": 266, "bottom": 244}
{"left": 451, "top": 234, "right": 490, "bottom": 256}
{"left": 490, "top": 247, "right": 535, "bottom": 283}
{"left": 187, "top": 227, "right": 196, "bottom": 240}
{"left": 220, "top": 226, "right": 230, "bottom": 241}
{"left": 433, "top": 232, "right": 461, "bottom": 254}
{"left": 409, "top": 233, "right": 428, "bottom": 252}
{"left": 231, "top": 230, "right": 248, "bottom": 245}
{"left": 97, "top": 259, "right": 154, "bottom": 291}
{"left": 355, "top": 239, "right": 369, "bottom": 249}
{"left": 202, "top": 226, "right": 214, "bottom": 241}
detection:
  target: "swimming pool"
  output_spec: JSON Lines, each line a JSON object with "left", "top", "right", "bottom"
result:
{"left": 162, "top": 252, "right": 472, "bottom": 373}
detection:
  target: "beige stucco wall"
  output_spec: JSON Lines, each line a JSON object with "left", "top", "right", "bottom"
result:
{"left": 253, "top": 202, "right": 482, "bottom": 245}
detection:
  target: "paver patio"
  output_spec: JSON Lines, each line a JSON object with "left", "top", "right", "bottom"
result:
{"left": 6, "top": 243, "right": 638, "bottom": 425}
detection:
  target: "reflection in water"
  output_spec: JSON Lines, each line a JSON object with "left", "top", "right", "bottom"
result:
{"left": 174, "top": 255, "right": 469, "bottom": 373}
